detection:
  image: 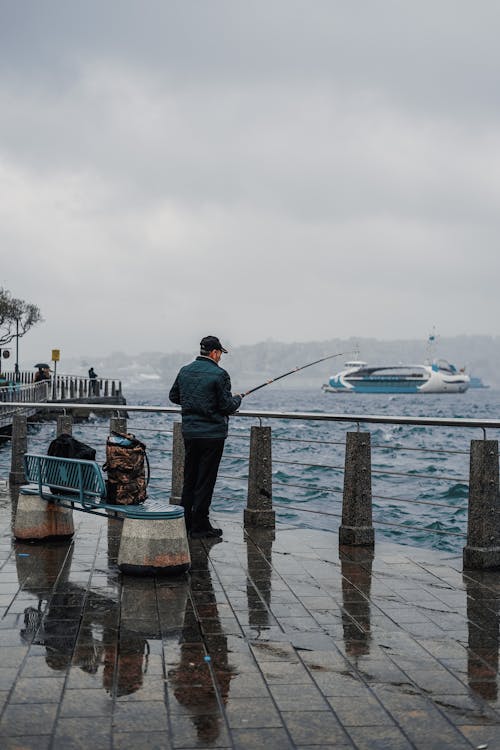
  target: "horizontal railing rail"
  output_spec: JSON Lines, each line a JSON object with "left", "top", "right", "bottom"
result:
{"left": 3, "top": 401, "right": 500, "bottom": 431}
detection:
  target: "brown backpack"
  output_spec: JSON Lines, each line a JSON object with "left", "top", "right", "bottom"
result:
{"left": 103, "top": 432, "right": 150, "bottom": 505}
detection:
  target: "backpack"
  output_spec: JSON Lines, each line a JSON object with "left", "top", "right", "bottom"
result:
{"left": 47, "top": 433, "right": 96, "bottom": 495}
{"left": 103, "top": 431, "right": 150, "bottom": 505}
{"left": 48, "top": 433, "right": 96, "bottom": 461}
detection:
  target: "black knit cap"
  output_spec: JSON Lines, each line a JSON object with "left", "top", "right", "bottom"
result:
{"left": 200, "top": 335, "right": 228, "bottom": 354}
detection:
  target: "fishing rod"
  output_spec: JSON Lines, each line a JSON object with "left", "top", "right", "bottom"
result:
{"left": 241, "top": 351, "right": 352, "bottom": 397}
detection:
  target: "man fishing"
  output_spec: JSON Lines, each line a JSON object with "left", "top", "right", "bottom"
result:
{"left": 169, "top": 335, "right": 243, "bottom": 538}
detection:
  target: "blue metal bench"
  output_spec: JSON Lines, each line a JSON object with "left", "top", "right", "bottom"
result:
{"left": 14, "top": 454, "right": 191, "bottom": 576}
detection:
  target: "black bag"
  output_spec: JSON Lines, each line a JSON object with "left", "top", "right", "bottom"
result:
{"left": 47, "top": 433, "right": 96, "bottom": 495}
{"left": 48, "top": 433, "right": 96, "bottom": 461}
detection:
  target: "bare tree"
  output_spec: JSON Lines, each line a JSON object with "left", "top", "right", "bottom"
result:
{"left": 0, "top": 287, "right": 43, "bottom": 346}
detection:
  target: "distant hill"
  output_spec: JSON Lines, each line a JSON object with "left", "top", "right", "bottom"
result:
{"left": 58, "top": 335, "right": 499, "bottom": 390}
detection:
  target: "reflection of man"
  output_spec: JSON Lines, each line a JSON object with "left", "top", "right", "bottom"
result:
{"left": 169, "top": 335, "right": 242, "bottom": 538}
{"left": 168, "top": 539, "right": 233, "bottom": 744}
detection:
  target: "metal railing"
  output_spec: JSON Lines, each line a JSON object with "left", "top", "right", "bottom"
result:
{"left": 0, "top": 372, "right": 122, "bottom": 401}
{"left": 0, "top": 383, "right": 50, "bottom": 429}
{"left": 3, "top": 401, "right": 500, "bottom": 557}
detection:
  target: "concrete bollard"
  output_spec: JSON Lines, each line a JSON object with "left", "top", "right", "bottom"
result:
{"left": 9, "top": 413, "right": 27, "bottom": 485}
{"left": 170, "top": 422, "right": 184, "bottom": 504}
{"left": 110, "top": 415, "right": 127, "bottom": 434}
{"left": 14, "top": 490, "right": 74, "bottom": 540}
{"left": 463, "top": 439, "right": 500, "bottom": 569}
{"left": 117, "top": 513, "right": 190, "bottom": 576}
{"left": 339, "top": 432, "right": 374, "bottom": 546}
{"left": 57, "top": 414, "right": 73, "bottom": 436}
{"left": 244, "top": 425, "right": 275, "bottom": 528}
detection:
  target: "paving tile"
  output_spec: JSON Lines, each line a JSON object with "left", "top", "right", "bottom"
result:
{"left": 258, "top": 660, "right": 316, "bottom": 684}
{"left": 60, "top": 687, "right": 113, "bottom": 716}
{"left": 405, "top": 667, "right": 468, "bottom": 694}
{"left": 224, "top": 673, "right": 270, "bottom": 698}
{"left": 112, "top": 700, "right": 168, "bottom": 732}
{"left": 250, "top": 641, "right": 299, "bottom": 663}
{"left": 52, "top": 717, "right": 112, "bottom": 749}
{"left": 269, "top": 682, "right": 329, "bottom": 711}
{"left": 345, "top": 725, "right": 414, "bottom": 749}
{"left": 231, "top": 727, "right": 294, "bottom": 749}
{"left": 280, "top": 709, "right": 352, "bottom": 746}
{"left": 390, "top": 706, "right": 475, "bottom": 749}
{"left": 432, "top": 691, "right": 500, "bottom": 725}
{"left": 65, "top": 666, "right": 107, "bottom": 689}
{"left": 10, "top": 675, "right": 65, "bottom": 703}
{"left": 114, "top": 676, "right": 167, "bottom": 702}
{"left": 309, "top": 668, "right": 368, "bottom": 697}
{"left": 0, "top": 737, "right": 51, "bottom": 750}
{"left": 459, "top": 723, "right": 500, "bottom": 747}
{"left": 169, "top": 712, "right": 231, "bottom": 747}
{"left": 0, "top": 647, "right": 28, "bottom": 668}
{"left": 113, "top": 731, "right": 172, "bottom": 749}
{"left": 327, "top": 694, "right": 394, "bottom": 726}
{"left": 0, "top": 668, "right": 20, "bottom": 689}
{"left": 0, "top": 703, "right": 58, "bottom": 736}
{"left": 225, "top": 696, "right": 283, "bottom": 729}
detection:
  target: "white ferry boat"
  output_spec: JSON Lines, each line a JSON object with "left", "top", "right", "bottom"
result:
{"left": 322, "top": 359, "right": 470, "bottom": 394}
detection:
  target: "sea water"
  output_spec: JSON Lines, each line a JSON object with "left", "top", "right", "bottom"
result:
{"left": 1, "top": 384, "right": 499, "bottom": 555}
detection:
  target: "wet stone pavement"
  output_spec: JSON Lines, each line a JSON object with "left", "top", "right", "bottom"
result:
{"left": 1, "top": 486, "right": 500, "bottom": 749}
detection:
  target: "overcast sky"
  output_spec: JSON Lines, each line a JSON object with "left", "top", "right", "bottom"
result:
{"left": 1, "top": 0, "right": 499, "bottom": 368}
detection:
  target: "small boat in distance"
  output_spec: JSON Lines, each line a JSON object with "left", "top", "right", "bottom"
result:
{"left": 469, "top": 376, "right": 489, "bottom": 389}
{"left": 322, "top": 359, "right": 470, "bottom": 394}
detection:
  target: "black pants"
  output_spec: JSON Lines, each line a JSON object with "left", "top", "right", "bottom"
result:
{"left": 181, "top": 438, "right": 225, "bottom": 532}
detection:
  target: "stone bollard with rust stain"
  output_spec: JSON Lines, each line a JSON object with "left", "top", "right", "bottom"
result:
{"left": 110, "top": 415, "right": 127, "bottom": 435}
{"left": 339, "top": 431, "right": 374, "bottom": 547}
{"left": 170, "top": 421, "right": 185, "bottom": 504}
{"left": 57, "top": 414, "right": 73, "bottom": 437}
{"left": 463, "top": 439, "right": 500, "bottom": 570}
{"left": 9, "top": 413, "right": 27, "bottom": 486}
{"left": 13, "top": 413, "right": 75, "bottom": 540}
{"left": 117, "top": 508, "right": 191, "bottom": 576}
{"left": 14, "top": 491, "right": 74, "bottom": 541}
{"left": 244, "top": 425, "right": 275, "bottom": 528}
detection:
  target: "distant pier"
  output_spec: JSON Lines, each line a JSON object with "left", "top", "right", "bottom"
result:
{"left": 0, "top": 371, "right": 126, "bottom": 430}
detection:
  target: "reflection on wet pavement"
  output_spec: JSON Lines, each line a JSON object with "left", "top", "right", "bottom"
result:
{"left": 2, "top": 485, "right": 500, "bottom": 747}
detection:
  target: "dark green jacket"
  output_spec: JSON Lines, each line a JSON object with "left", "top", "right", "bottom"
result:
{"left": 169, "top": 356, "right": 241, "bottom": 439}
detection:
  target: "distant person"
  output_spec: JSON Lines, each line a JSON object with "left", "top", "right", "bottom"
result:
{"left": 88, "top": 367, "right": 98, "bottom": 395}
{"left": 34, "top": 367, "right": 50, "bottom": 382}
{"left": 169, "top": 336, "right": 243, "bottom": 538}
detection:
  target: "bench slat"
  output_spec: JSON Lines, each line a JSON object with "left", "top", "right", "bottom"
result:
{"left": 22, "top": 453, "right": 184, "bottom": 521}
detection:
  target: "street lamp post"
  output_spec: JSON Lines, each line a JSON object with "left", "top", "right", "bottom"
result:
{"left": 15, "top": 319, "right": 19, "bottom": 382}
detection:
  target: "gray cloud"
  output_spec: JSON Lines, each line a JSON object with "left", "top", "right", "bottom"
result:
{"left": 1, "top": 1, "right": 499, "bottom": 369}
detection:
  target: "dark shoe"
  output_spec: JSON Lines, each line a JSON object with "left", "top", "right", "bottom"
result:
{"left": 190, "top": 528, "right": 221, "bottom": 539}
{"left": 206, "top": 524, "right": 223, "bottom": 536}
